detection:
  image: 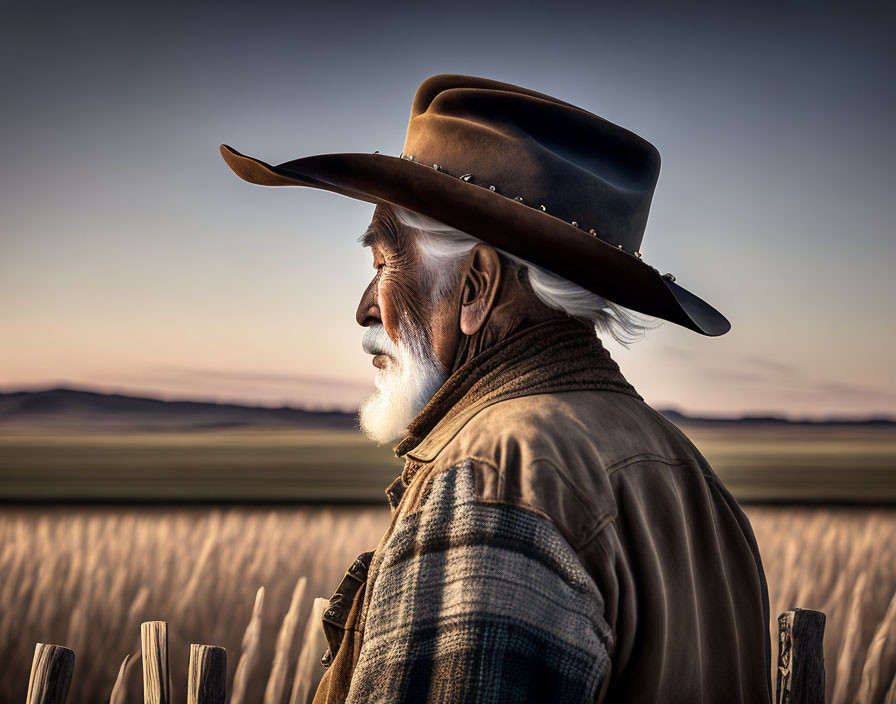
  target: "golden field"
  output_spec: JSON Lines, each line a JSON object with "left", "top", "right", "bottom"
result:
{"left": 1, "top": 504, "right": 895, "bottom": 703}
{"left": 2, "top": 424, "right": 895, "bottom": 701}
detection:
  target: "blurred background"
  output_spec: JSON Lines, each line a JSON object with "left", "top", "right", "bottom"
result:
{"left": 1, "top": 1, "right": 895, "bottom": 702}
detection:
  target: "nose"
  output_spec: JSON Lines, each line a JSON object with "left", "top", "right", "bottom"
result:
{"left": 356, "top": 277, "right": 381, "bottom": 327}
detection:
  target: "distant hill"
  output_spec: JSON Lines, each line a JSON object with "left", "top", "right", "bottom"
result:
{"left": 658, "top": 408, "right": 896, "bottom": 427}
{"left": 0, "top": 387, "right": 357, "bottom": 434}
{"left": 0, "top": 387, "right": 892, "bottom": 434}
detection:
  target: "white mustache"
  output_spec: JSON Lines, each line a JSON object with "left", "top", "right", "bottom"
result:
{"left": 358, "top": 321, "right": 447, "bottom": 445}
{"left": 361, "top": 324, "right": 398, "bottom": 358}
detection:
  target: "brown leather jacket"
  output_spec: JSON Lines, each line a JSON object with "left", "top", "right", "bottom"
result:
{"left": 315, "top": 320, "right": 773, "bottom": 703}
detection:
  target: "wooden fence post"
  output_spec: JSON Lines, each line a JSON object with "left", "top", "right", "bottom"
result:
{"left": 141, "top": 621, "right": 170, "bottom": 704}
{"left": 188, "top": 644, "right": 226, "bottom": 704}
{"left": 26, "top": 643, "right": 74, "bottom": 704}
{"left": 777, "top": 608, "right": 825, "bottom": 704}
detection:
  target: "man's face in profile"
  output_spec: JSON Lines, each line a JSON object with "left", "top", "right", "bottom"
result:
{"left": 355, "top": 206, "right": 447, "bottom": 444}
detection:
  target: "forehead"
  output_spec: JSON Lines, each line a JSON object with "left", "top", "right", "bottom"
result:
{"left": 360, "top": 204, "right": 413, "bottom": 253}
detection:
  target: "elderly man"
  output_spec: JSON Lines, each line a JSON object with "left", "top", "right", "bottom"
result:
{"left": 222, "top": 74, "right": 772, "bottom": 703}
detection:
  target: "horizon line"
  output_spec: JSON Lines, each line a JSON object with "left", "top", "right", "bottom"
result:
{"left": 2, "top": 383, "right": 894, "bottom": 426}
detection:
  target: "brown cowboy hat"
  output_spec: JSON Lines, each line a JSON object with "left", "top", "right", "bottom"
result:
{"left": 220, "top": 74, "right": 730, "bottom": 336}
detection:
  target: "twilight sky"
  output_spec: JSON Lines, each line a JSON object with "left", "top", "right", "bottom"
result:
{"left": 1, "top": 1, "right": 894, "bottom": 418}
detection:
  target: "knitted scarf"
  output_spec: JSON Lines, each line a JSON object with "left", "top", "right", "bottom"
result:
{"left": 394, "top": 317, "right": 642, "bottom": 457}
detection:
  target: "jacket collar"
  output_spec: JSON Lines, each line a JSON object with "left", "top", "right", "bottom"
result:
{"left": 392, "top": 318, "right": 641, "bottom": 477}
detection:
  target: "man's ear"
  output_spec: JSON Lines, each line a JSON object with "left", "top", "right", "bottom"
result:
{"left": 459, "top": 244, "right": 502, "bottom": 336}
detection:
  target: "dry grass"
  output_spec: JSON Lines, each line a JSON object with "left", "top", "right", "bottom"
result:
{"left": 1, "top": 505, "right": 895, "bottom": 702}
{"left": 750, "top": 507, "right": 896, "bottom": 702}
{"left": 0, "top": 506, "right": 390, "bottom": 703}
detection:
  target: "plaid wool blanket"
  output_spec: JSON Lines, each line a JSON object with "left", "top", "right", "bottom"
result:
{"left": 343, "top": 459, "right": 611, "bottom": 703}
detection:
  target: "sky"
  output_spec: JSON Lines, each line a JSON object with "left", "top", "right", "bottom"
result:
{"left": 1, "top": 1, "right": 894, "bottom": 418}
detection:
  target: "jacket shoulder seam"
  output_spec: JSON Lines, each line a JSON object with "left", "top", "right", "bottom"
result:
{"left": 528, "top": 455, "right": 616, "bottom": 549}
{"left": 605, "top": 452, "right": 702, "bottom": 476}
{"left": 443, "top": 455, "right": 615, "bottom": 551}
{"left": 574, "top": 510, "right": 618, "bottom": 553}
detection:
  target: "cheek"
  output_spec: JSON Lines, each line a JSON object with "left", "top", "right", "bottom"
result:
{"left": 377, "top": 279, "right": 404, "bottom": 345}
{"left": 378, "top": 271, "right": 432, "bottom": 345}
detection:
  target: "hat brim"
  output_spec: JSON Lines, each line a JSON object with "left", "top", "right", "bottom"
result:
{"left": 220, "top": 144, "right": 730, "bottom": 336}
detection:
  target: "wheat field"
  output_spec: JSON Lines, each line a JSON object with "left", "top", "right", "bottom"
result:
{"left": 1, "top": 505, "right": 895, "bottom": 703}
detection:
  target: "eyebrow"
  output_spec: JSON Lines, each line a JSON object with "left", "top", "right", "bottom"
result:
{"left": 359, "top": 224, "right": 383, "bottom": 248}
{"left": 358, "top": 207, "right": 404, "bottom": 251}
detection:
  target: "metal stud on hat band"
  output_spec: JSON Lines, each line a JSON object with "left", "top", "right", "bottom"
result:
{"left": 389, "top": 150, "right": 658, "bottom": 271}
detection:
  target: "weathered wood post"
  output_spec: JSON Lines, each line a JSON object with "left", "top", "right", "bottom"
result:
{"left": 26, "top": 643, "right": 75, "bottom": 704}
{"left": 777, "top": 608, "right": 825, "bottom": 704}
{"left": 141, "top": 621, "right": 170, "bottom": 704}
{"left": 188, "top": 644, "right": 227, "bottom": 704}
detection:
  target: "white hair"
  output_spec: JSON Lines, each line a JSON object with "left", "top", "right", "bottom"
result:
{"left": 392, "top": 206, "right": 657, "bottom": 345}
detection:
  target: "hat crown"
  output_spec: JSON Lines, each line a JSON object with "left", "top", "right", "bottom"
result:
{"left": 401, "top": 75, "right": 661, "bottom": 253}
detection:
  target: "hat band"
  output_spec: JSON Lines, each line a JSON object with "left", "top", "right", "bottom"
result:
{"left": 397, "top": 151, "right": 649, "bottom": 260}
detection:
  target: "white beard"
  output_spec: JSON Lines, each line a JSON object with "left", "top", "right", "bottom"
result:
{"left": 358, "top": 322, "right": 446, "bottom": 445}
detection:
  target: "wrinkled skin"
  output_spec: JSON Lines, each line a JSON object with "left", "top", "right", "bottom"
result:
{"left": 356, "top": 203, "right": 568, "bottom": 376}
